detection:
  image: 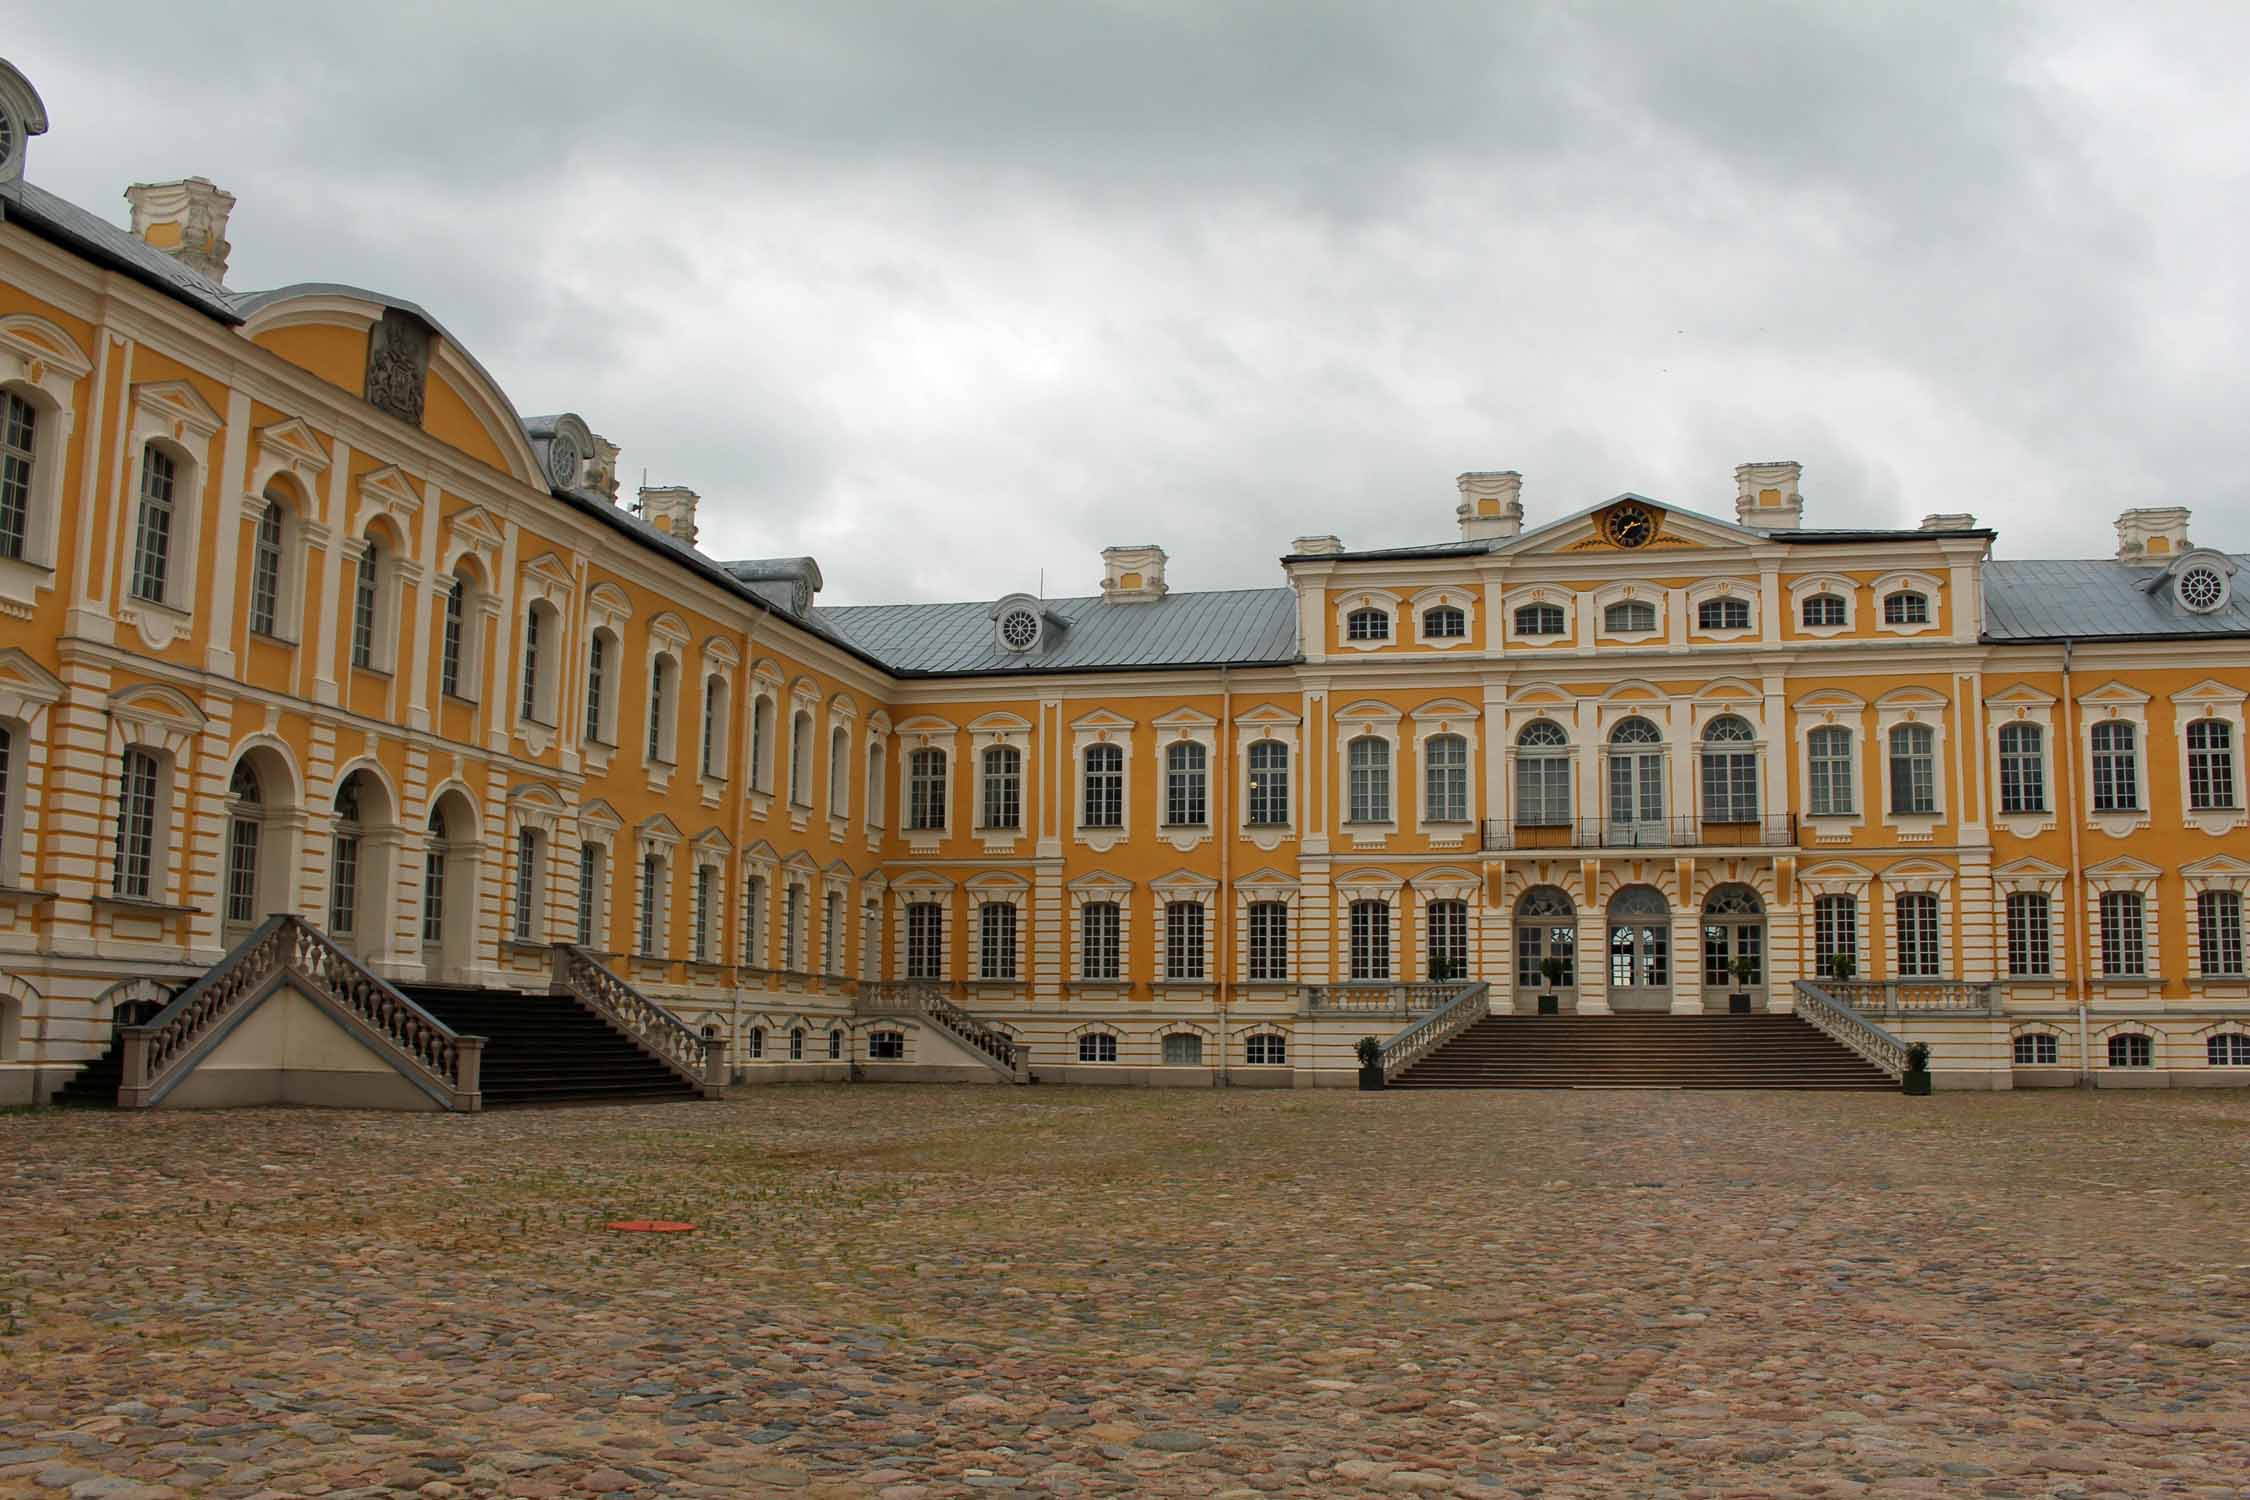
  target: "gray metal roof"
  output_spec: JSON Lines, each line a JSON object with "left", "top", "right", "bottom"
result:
{"left": 0, "top": 178, "right": 240, "bottom": 322}
{"left": 1982, "top": 557, "right": 2250, "bottom": 641}
{"left": 814, "top": 588, "right": 1300, "bottom": 676}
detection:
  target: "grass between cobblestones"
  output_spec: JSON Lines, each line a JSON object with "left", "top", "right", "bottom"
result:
{"left": 2, "top": 1086, "right": 2246, "bottom": 1498}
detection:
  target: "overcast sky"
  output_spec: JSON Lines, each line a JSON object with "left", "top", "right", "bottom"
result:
{"left": 14, "top": 3, "right": 2249, "bottom": 604}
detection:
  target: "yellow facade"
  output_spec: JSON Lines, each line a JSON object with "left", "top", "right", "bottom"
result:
{"left": 1, "top": 59, "right": 2247, "bottom": 1099}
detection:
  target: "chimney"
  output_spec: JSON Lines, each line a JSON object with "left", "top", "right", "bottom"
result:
{"left": 125, "top": 177, "right": 235, "bottom": 284}
{"left": 1734, "top": 460, "right": 1804, "bottom": 529}
{"left": 1920, "top": 513, "right": 1977, "bottom": 532}
{"left": 1290, "top": 535, "right": 1345, "bottom": 557}
{"left": 1456, "top": 470, "right": 1524, "bottom": 541}
{"left": 1100, "top": 543, "right": 1168, "bottom": 603}
{"left": 639, "top": 485, "right": 700, "bottom": 547}
{"left": 2115, "top": 506, "right": 2191, "bottom": 563}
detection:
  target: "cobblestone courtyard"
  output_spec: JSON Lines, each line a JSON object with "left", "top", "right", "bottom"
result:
{"left": 3, "top": 1087, "right": 2246, "bottom": 1500}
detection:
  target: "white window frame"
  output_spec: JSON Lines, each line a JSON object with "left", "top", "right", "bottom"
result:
{"left": 1412, "top": 702, "right": 1479, "bottom": 841}
{"left": 2076, "top": 688, "right": 2151, "bottom": 837}
{"left": 1071, "top": 710, "right": 1135, "bottom": 853}
{"left": 0, "top": 316, "right": 95, "bottom": 609}
{"left": 1872, "top": 571, "right": 1944, "bottom": 637}
{"left": 1786, "top": 574, "right": 1857, "bottom": 639}
{"left": 1874, "top": 692, "right": 1949, "bottom": 838}
{"left": 1069, "top": 874, "right": 1133, "bottom": 988}
{"left": 1152, "top": 873, "right": 1218, "bottom": 988}
{"left": 968, "top": 881, "right": 1027, "bottom": 985}
{"left": 1409, "top": 586, "right": 1475, "bottom": 650}
{"left": 2172, "top": 685, "right": 2249, "bottom": 834}
{"left": 1334, "top": 589, "right": 1401, "bottom": 653}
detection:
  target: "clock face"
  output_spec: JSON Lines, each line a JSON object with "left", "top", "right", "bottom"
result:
{"left": 1606, "top": 505, "right": 1656, "bottom": 548}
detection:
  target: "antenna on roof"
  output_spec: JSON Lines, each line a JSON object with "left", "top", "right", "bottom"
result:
{"left": 1038, "top": 568, "right": 1044, "bottom": 603}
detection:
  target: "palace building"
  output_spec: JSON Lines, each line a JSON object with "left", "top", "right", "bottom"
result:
{"left": 0, "top": 55, "right": 2245, "bottom": 1106}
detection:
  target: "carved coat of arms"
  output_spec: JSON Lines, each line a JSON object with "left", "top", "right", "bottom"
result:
{"left": 364, "top": 307, "right": 431, "bottom": 427}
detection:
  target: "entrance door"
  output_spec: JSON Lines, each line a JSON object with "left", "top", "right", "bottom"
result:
{"left": 1605, "top": 883, "right": 1672, "bottom": 1011}
{"left": 1700, "top": 883, "right": 1766, "bottom": 1012}
{"left": 1513, "top": 885, "right": 1577, "bottom": 1013}
{"left": 1605, "top": 718, "right": 1666, "bottom": 846}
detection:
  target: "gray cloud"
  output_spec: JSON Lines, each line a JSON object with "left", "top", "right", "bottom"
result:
{"left": 14, "top": 2, "right": 2250, "bottom": 604}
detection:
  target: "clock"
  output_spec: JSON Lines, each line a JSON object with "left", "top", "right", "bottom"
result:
{"left": 1605, "top": 504, "right": 1655, "bottom": 548}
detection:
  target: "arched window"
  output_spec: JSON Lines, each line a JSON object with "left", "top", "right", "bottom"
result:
{"left": 1515, "top": 886, "right": 1576, "bottom": 993}
{"left": 982, "top": 745, "right": 1023, "bottom": 830}
{"left": 224, "top": 759, "right": 263, "bottom": 928}
{"left": 790, "top": 1027, "right": 806, "bottom": 1061}
{"left": 828, "top": 1028, "right": 843, "bottom": 1060}
{"left": 1607, "top": 716, "right": 1663, "bottom": 829}
{"left": 1888, "top": 723, "right": 1936, "bottom": 814}
{"left": 1164, "top": 741, "right": 1208, "bottom": 826}
{"left": 747, "top": 1025, "right": 765, "bottom": 1061}
{"left": 1514, "top": 720, "right": 1570, "bottom": 827}
{"left": 0, "top": 722, "right": 19, "bottom": 885}
{"left": 1812, "top": 893, "right": 1856, "bottom": 977}
{"left": 1808, "top": 725, "right": 1854, "bottom": 817}
{"left": 2014, "top": 1032, "right": 2059, "bottom": 1066}
{"left": 247, "top": 490, "right": 289, "bottom": 637}
{"left": 1244, "top": 1032, "right": 1287, "bottom": 1066}
{"left": 907, "top": 748, "right": 948, "bottom": 830}
{"left": 2107, "top": 1032, "right": 2152, "bottom": 1068}
{"left": 1424, "top": 733, "right": 1469, "bottom": 823}
{"left": 1247, "top": 740, "right": 1288, "bottom": 826}
{"left": 1346, "top": 736, "right": 1391, "bottom": 823}
{"left": 0, "top": 388, "right": 38, "bottom": 562}
{"left": 1348, "top": 899, "right": 1390, "bottom": 981}
{"left": 1801, "top": 592, "right": 1847, "bottom": 628}
{"left": 829, "top": 724, "right": 851, "bottom": 817}
{"left": 865, "top": 740, "right": 887, "bottom": 828}
{"left": 1997, "top": 723, "right": 2045, "bottom": 814}
{"left": 750, "top": 692, "right": 776, "bottom": 792}
{"left": 789, "top": 708, "right": 813, "bottom": 805}
{"left": 700, "top": 675, "right": 730, "bottom": 780}
{"left": 1700, "top": 716, "right": 1758, "bottom": 823}
{"left": 440, "top": 575, "right": 468, "bottom": 698}
{"left": 1422, "top": 605, "right": 1466, "bottom": 639}
{"left": 1082, "top": 742, "right": 1123, "bottom": 828}
{"left": 2090, "top": 720, "right": 2137, "bottom": 812}
{"left": 646, "top": 654, "right": 677, "bottom": 764}
{"left": 637, "top": 851, "right": 666, "bottom": 957}
{"left": 330, "top": 775, "right": 364, "bottom": 937}
{"left": 1700, "top": 883, "right": 1765, "bottom": 990}
{"left": 2187, "top": 718, "right": 2236, "bottom": 811}
{"left": 2207, "top": 1032, "right": 2250, "bottom": 1066}
{"left": 1697, "top": 596, "right": 1751, "bottom": 632}
{"left": 1604, "top": 600, "right": 1655, "bottom": 633}
{"left": 1514, "top": 602, "right": 1567, "bottom": 637}
{"left": 584, "top": 626, "right": 618, "bottom": 741}
{"left": 1882, "top": 591, "right": 1930, "bottom": 626}
{"left": 1163, "top": 1033, "right": 1203, "bottom": 1065}
{"left": 130, "top": 444, "right": 178, "bottom": 604}
{"left": 1345, "top": 607, "right": 1390, "bottom": 642}
{"left": 1078, "top": 1032, "right": 1119, "bottom": 1064}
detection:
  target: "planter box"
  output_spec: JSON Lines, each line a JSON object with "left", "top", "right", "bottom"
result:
{"left": 1537, "top": 994, "right": 1560, "bottom": 1016}
{"left": 1729, "top": 992, "right": 1752, "bottom": 1015}
{"left": 1358, "top": 1063, "right": 1386, "bottom": 1092}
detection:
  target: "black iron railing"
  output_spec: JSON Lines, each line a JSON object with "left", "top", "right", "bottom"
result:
{"left": 1480, "top": 815, "right": 1796, "bottom": 852}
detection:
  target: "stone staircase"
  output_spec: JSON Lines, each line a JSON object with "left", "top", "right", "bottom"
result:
{"left": 398, "top": 985, "right": 706, "bottom": 1109}
{"left": 1389, "top": 1014, "right": 1896, "bottom": 1090}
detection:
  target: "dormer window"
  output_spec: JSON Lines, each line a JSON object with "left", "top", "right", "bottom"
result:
{"left": 989, "top": 592, "right": 1058, "bottom": 655}
{"left": 2177, "top": 564, "right": 2228, "bottom": 614}
{"left": 1346, "top": 607, "right": 1390, "bottom": 641}
{"left": 997, "top": 604, "right": 1041, "bottom": 652}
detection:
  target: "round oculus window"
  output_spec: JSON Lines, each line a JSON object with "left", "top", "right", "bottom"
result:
{"left": 546, "top": 434, "right": 580, "bottom": 488}
{"left": 0, "top": 112, "right": 14, "bottom": 169}
{"left": 998, "top": 607, "right": 1041, "bottom": 652}
{"left": 2177, "top": 565, "right": 2226, "bottom": 613}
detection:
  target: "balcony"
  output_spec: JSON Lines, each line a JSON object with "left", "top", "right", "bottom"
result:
{"left": 1480, "top": 815, "right": 1797, "bottom": 853}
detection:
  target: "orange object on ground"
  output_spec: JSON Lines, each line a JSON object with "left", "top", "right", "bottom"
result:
{"left": 605, "top": 1220, "right": 695, "bottom": 1233}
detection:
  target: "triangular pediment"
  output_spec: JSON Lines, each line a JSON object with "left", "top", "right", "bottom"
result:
{"left": 1994, "top": 856, "right": 2067, "bottom": 880}
{"left": 1500, "top": 495, "right": 1766, "bottom": 559}
{"left": 1070, "top": 707, "right": 1136, "bottom": 731}
{"left": 2182, "top": 854, "right": 2250, "bottom": 878}
{"left": 2087, "top": 854, "right": 2161, "bottom": 879}
{"left": 1153, "top": 706, "right": 1218, "bottom": 729}
{"left": 2172, "top": 679, "right": 2247, "bottom": 705}
{"left": 1235, "top": 865, "right": 1298, "bottom": 887}
{"left": 132, "top": 378, "right": 224, "bottom": 436}
{"left": 0, "top": 314, "right": 93, "bottom": 377}
{"left": 1235, "top": 703, "right": 1301, "bottom": 726}
{"left": 0, "top": 647, "right": 63, "bottom": 702}
{"left": 254, "top": 416, "right": 333, "bottom": 475}
{"left": 358, "top": 464, "right": 424, "bottom": 521}
{"left": 1067, "top": 867, "right": 1133, "bottom": 892}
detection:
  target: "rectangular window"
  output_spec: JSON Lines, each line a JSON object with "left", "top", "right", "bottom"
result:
{"left": 1426, "top": 899, "right": 1468, "bottom": 979}
{"left": 694, "top": 866, "right": 715, "bottom": 962}
{"left": 131, "top": 449, "right": 175, "bottom": 603}
{"left": 906, "top": 901, "right": 944, "bottom": 980}
{"left": 979, "top": 902, "right": 1017, "bottom": 980}
{"left": 1165, "top": 901, "right": 1206, "bottom": 981}
{"left": 2090, "top": 723, "right": 2138, "bottom": 812}
{"left": 1247, "top": 901, "right": 1289, "bottom": 982}
{"left": 1082, "top": 745, "right": 1123, "bottom": 828}
{"left": 329, "top": 827, "right": 359, "bottom": 936}
{"left": 824, "top": 890, "right": 843, "bottom": 974}
{"left": 647, "top": 660, "right": 670, "bottom": 762}
{"left": 869, "top": 1030, "right": 905, "bottom": 1060}
{"left": 741, "top": 874, "right": 764, "bottom": 967}
{"left": 1813, "top": 894, "right": 1855, "bottom": 977}
{"left": 1701, "top": 750, "right": 1759, "bottom": 822}
{"left": 519, "top": 607, "right": 543, "bottom": 721}
{"left": 1348, "top": 738, "right": 1391, "bottom": 823}
{"left": 514, "top": 828, "right": 539, "bottom": 942}
{"left": 982, "top": 747, "right": 1023, "bottom": 829}
{"left": 1081, "top": 901, "right": 1120, "bottom": 980}
{"left": 1894, "top": 892, "right": 1940, "bottom": 979}
{"left": 422, "top": 842, "right": 445, "bottom": 944}
{"left": 2014, "top": 1033, "right": 2058, "bottom": 1066}
{"left": 702, "top": 678, "right": 723, "bottom": 779}
{"left": 113, "top": 749, "right": 160, "bottom": 900}
{"left": 2005, "top": 891, "right": 2051, "bottom": 977}
{"left": 1163, "top": 1032, "right": 1203, "bottom": 1065}
{"left": 1245, "top": 1033, "right": 1287, "bottom": 1065}
{"left": 784, "top": 885, "right": 804, "bottom": 971}
{"left": 0, "top": 390, "right": 34, "bottom": 561}
{"left": 584, "top": 632, "right": 606, "bottom": 740}
{"left": 350, "top": 543, "right": 379, "bottom": 669}
{"left": 1807, "top": 729, "right": 1853, "bottom": 817}
{"left": 1078, "top": 1033, "right": 1119, "bottom": 1063}
{"left": 224, "top": 814, "right": 258, "bottom": 925}
{"left": 1349, "top": 901, "right": 1390, "bottom": 981}
{"left": 1889, "top": 726, "right": 1936, "bottom": 815}
{"left": 639, "top": 853, "right": 661, "bottom": 956}
{"left": 1424, "top": 736, "right": 1469, "bottom": 823}
{"left": 1247, "top": 741, "right": 1289, "bottom": 826}
{"left": 2187, "top": 721, "right": 2236, "bottom": 811}
{"left": 908, "top": 750, "right": 948, "bottom": 830}
{"left": 1997, "top": 725, "right": 2045, "bottom": 814}
{"left": 248, "top": 503, "right": 284, "bottom": 636}
{"left": 1164, "top": 743, "right": 1208, "bottom": 826}
{"left": 576, "top": 843, "right": 600, "bottom": 946}
{"left": 2199, "top": 889, "right": 2244, "bottom": 977}
{"left": 2099, "top": 890, "right": 2145, "bottom": 977}
{"left": 1515, "top": 754, "right": 1570, "bottom": 826}
{"left": 440, "top": 580, "right": 465, "bottom": 697}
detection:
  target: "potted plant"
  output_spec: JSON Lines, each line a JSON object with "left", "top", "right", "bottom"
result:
{"left": 1430, "top": 956, "right": 1462, "bottom": 984}
{"left": 1356, "top": 1035, "right": 1384, "bottom": 1091}
{"left": 1537, "top": 956, "right": 1566, "bottom": 1015}
{"left": 1902, "top": 1042, "right": 1932, "bottom": 1096}
{"left": 1825, "top": 951, "right": 1857, "bottom": 983}
{"left": 1727, "top": 954, "right": 1757, "bottom": 1014}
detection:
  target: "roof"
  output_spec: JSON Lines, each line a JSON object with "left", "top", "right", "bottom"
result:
{"left": 1776, "top": 527, "right": 1996, "bottom": 543}
{"left": 0, "top": 178, "right": 241, "bottom": 322}
{"left": 1982, "top": 557, "right": 2250, "bottom": 642}
{"left": 814, "top": 588, "right": 1301, "bottom": 676}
